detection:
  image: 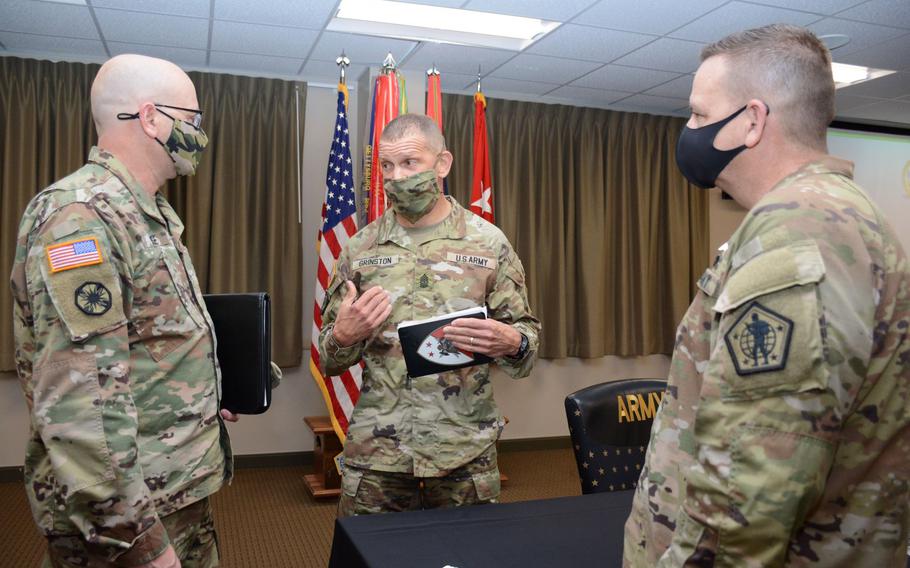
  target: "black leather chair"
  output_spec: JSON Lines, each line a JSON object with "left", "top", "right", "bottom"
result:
{"left": 565, "top": 379, "right": 667, "bottom": 494}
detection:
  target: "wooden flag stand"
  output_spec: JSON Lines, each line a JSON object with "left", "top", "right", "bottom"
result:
{"left": 303, "top": 416, "right": 342, "bottom": 498}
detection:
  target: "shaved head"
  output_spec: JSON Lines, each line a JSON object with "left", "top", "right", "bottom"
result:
{"left": 91, "top": 54, "right": 196, "bottom": 134}
{"left": 381, "top": 114, "right": 446, "bottom": 154}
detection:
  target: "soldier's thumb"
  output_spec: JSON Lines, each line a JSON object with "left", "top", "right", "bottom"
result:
{"left": 343, "top": 280, "right": 357, "bottom": 303}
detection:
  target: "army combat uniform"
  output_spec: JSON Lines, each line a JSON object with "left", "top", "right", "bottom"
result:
{"left": 10, "top": 147, "right": 232, "bottom": 566}
{"left": 319, "top": 197, "right": 540, "bottom": 515}
{"left": 624, "top": 157, "right": 910, "bottom": 567}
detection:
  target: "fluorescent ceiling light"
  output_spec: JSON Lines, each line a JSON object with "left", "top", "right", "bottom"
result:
{"left": 832, "top": 62, "right": 895, "bottom": 89}
{"left": 328, "top": 0, "right": 560, "bottom": 51}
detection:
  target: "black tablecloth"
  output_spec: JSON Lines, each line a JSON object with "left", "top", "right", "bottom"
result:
{"left": 329, "top": 490, "right": 635, "bottom": 568}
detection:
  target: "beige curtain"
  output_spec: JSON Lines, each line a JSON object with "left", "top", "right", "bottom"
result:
{"left": 442, "top": 94, "right": 709, "bottom": 358}
{"left": 0, "top": 56, "right": 304, "bottom": 370}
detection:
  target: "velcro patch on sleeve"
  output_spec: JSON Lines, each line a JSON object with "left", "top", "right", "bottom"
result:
{"left": 46, "top": 237, "right": 103, "bottom": 273}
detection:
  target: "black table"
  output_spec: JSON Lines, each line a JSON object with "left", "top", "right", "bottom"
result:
{"left": 329, "top": 490, "right": 635, "bottom": 568}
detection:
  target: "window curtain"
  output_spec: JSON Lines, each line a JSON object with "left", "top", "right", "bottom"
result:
{"left": 0, "top": 56, "right": 304, "bottom": 370}
{"left": 442, "top": 94, "right": 709, "bottom": 358}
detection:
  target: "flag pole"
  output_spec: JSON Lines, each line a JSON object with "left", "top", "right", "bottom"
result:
{"left": 477, "top": 64, "right": 482, "bottom": 92}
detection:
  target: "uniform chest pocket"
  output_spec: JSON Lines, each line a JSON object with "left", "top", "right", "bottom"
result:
{"left": 709, "top": 241, "right": 829, "bottom": 401}
{"left": 131, "top": 246, "right": 202, "bottom": 360}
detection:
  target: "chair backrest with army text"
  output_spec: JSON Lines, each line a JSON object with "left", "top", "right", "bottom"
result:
{"left": 564, "top": 378, "right": 667, "bottom": 494}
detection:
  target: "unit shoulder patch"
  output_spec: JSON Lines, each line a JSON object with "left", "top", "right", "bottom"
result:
{"left": 74, "top": 281, "right": 112, "bottom": 316}
{"left": 724, "top": 301, "right": 794, "bottom": 376}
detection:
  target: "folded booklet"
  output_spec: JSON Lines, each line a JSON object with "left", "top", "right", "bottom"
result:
{"left": 397, "top": 306, "right": 493, "bottom": 378}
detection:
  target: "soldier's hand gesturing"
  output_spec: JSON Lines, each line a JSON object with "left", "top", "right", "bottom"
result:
{"left": 332, "top": 281, "right": 392, "bottom": 347}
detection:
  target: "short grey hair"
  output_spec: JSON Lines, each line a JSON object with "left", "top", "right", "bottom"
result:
{"left": 701, "top": 24, "right": 834, "bottom": 150}
{"left": 380, "top": 113, "right": 447, "bottom": 153}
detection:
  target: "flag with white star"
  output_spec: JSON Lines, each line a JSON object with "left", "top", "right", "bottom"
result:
{"left": 310, "top": 84, "right": 363, "bottom": 442}
{"left": 470, "top": 90, "right": 494, "bottom": 223}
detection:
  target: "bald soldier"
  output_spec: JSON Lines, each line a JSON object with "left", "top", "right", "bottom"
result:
{"left": 624, "top": 25, "right": 910, "bottom": 566}
{"left": 319, "top": 114, "right": 540, "bottom": 516}
{"left": 10, "top": 54, "right": 235, "bottom": 567}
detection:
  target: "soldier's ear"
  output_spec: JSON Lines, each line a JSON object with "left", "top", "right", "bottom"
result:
{"left": 436, "top": 150, "right": 454, "bottom": 179}
{"left": 136, "top": 102, "right": 162, "bottom": 140}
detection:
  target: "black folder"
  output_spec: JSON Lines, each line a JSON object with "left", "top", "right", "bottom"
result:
{"left": 397, "top": 307, "right": 492, "bottom": 378}
{"left": 203, "top": 292, "right": 272, "bottom": 415}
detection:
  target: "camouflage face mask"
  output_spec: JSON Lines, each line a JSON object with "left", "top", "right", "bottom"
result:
{"left": 384, "top": 169, "right": 441, "bottom": 223}
{"left": 154, "top": 109, "right": 209, "bottom": 176}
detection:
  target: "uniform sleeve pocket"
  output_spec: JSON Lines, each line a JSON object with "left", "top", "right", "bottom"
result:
{"left": 471, "top": 469, "right": 501, "bottom": 502}
{"left": 710, "top": 241, "right": 829, "bottom": 401}
{"left": 341, "top": 468, "right": 364, "bottom": 498}
{"left": 32, "top": 354, "right": 115, "bottom": 493}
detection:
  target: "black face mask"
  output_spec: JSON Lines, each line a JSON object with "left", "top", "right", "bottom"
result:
{"left": 676, "top": 105, "right": 756, "bottom": 189}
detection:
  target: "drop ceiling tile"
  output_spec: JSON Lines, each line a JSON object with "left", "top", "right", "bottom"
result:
{"left": 108, "top": 42, "right": 207, "bottom": 67}
{"left": 490, "top": 54, "right": 601, "bottom": 84}
{"left": 211, "top": 21, "right": 319, "bottom": 58}
{"left": 612, "top": 37, "right": 705, "bottom": 73}
{"left": 834, "top": 92, "right": 887, "bottom": 112}
{"left": 90, "top": 0, "right": 210, "bottom": 18}
{"left": 0, "top": 0, "right": 98, "bottom": 40}
{"left": 745, "top": 0, "right": 867, "bottom": 15}
{"left": 432, "top": 71, "right": 477, "bottom": 92}
{"left": 837, "top": 71, "right": 910, "bottom": 99}
{"left": 95, "top": 9, "right": 208, "bottom": 49}
{"left": 571, "top": 64, "right": 680, "bottom": 92}
{"left": 809, "top": 18, "right": 907, "bottom": 56}
{"left": 644, "top": 74, "right": 694, "bottom": 98}
{"left": 476, "top": 76, "right": 560, "bottom": 95}
{"left": 300, "top": 58, "right": 369, "bottom": 84}
{"left": 527, "top": 24, "right": 655, "bottom": 63}
{"left": 669, "top": 2, "right": 821, "bottom": 42}
{"left": 613, "top": 93, "right": 690, "bottom": 112}
{"left": 574, "top": 0, "right": 727, "bottom": 35}
{"left": 464, "top": 0, "right": 598, "bottom": 21}
{"left": 400, "top": 43, "right": 515, "bottom": 76}
{"left": 214, "top": 0, "right": 336, "bottom": 29}
{"left": 209, "top": 51, "right": 304, "bottom": 76}
{"left": 546, "top": 84, "right": 630, "bottom": 104}
{"left": 308, "top": 32, "right": 416, "bottom": 68}
{"left": 835, "top": 0, "right": 910, "bottom": 29}
{"left": 838, "top": 33, "right": 910, "bottom": 71}
{"left": 836, "top": 98, "right": 910, "bottom": 124}
{"left": 0, "top": 31, "right": 106, "bottom": 57}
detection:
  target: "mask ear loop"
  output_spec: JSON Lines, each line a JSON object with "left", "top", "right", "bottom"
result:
{"left": 116, "top": 109, "right": 178, "bottom": 166}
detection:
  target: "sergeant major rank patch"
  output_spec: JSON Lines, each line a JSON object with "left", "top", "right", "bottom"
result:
{"left": 724, "top": 301, "right": 793, "bottom": 376}
{"left": 75, "top": 281, "right": 113, "bottom": 316}
{"left": 46, "top": 237, "right": 103, "bottom": 273}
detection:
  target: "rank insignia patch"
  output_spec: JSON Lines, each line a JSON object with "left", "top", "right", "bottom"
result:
{"left": 418, "top": 273, "right": 431, "bottom": 289}
{"left": 46, "top": 237, "right": 103, "bottom": 273}
{"left": 74, "top": 282, "right": 113, "bottom": 316}
{"left": 724, "top": 301, "right": 793, "bottom": 376}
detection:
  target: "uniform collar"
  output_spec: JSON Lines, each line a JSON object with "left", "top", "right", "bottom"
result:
{"left": 769, "top": 155, "right": 855, "bottom": 193}
{"left": 377, "top": 196, "right": 467, "bottom": 249}
{"left": 88, "top": 146, "right": 166, "bottom": 224}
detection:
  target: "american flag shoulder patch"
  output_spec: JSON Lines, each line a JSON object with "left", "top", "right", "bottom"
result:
{"left": 46, "top": 236, "right": 104, "bottom": 273}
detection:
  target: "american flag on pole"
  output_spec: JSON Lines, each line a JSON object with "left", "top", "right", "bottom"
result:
{"left": 310, "top": 84, "right": 363, "bottom": 442}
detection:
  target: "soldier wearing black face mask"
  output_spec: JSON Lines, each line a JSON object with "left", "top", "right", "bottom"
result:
{"left": 625, "top": 24, "right": 910, "bottom": 568}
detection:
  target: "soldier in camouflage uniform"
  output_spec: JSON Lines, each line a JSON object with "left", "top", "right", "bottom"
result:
{"left": 10, "top": 54, "right": 234, "bottom": 567}
{"left": 625, "top": 25, "right": 910, "bottom": 567}
{"left": 319, "top": 114, "right": 540, "bottom": 516}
